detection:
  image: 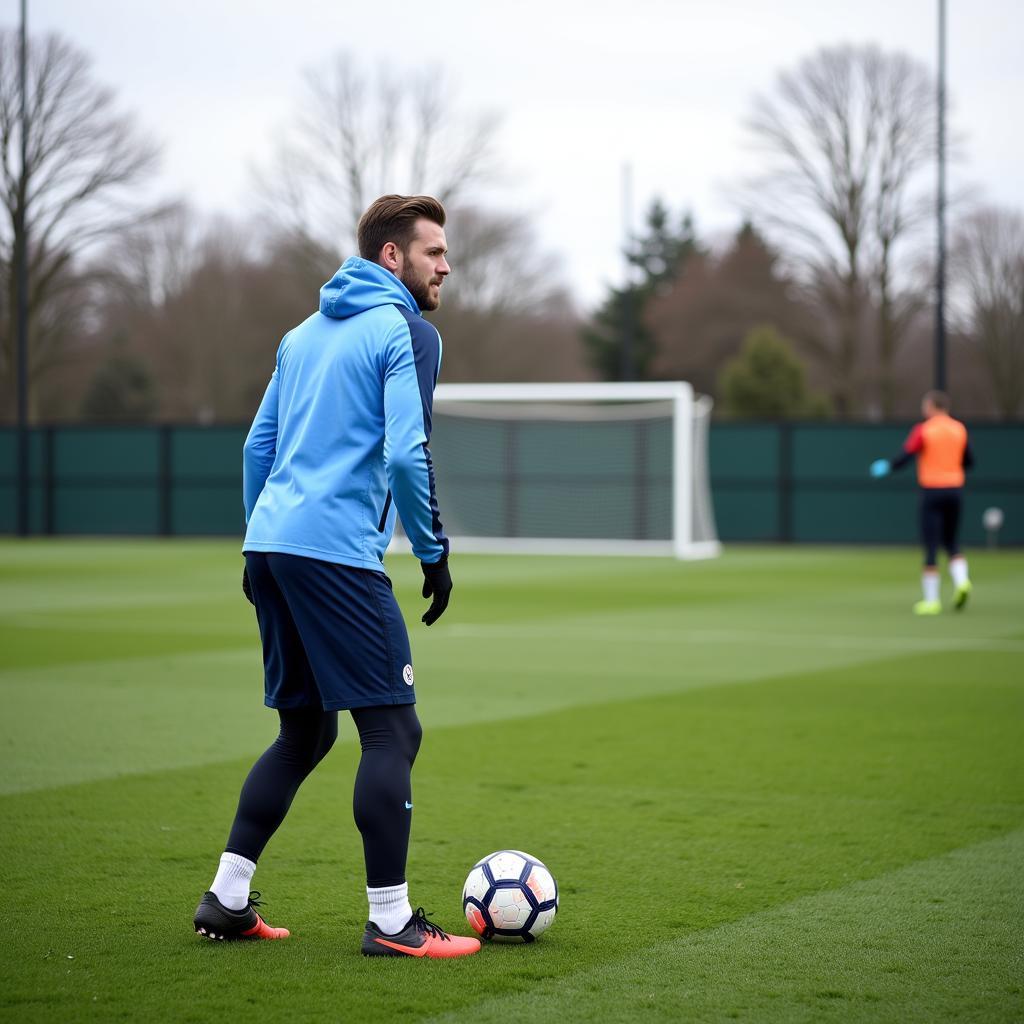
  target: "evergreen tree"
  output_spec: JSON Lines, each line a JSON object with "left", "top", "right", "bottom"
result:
{"left": 581, "top": 284, "right": 656, "bottom": 381}
{"left": 626, "top": 199, "right": 700, "bottom": 287}
{"left": 646, "top": 220, "right": 813, "bottom": 394}
{"left": 718, "top": 326, "right": 830, "bottom": 418}
{"left": 582, "top": 199, "right": 700, "bottom": 380}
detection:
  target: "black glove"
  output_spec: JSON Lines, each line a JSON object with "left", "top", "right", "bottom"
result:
{"left": 242, "top": 566, "right": 254, "bottom": 605}
{"left": 420, "top": 556, "right": 452, "bottom": 626}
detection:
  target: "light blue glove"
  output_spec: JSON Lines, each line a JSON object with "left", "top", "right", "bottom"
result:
{"left": 870, "top": 459, "right": 891, "bottom": 478}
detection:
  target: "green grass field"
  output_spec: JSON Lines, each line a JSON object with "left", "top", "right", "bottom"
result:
{"left": 1, "top": 541, "right": 1022, "bottom": 1023}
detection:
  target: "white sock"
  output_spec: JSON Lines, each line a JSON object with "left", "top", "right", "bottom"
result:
{"left": 950, "top": 556, "right": 969, "bottom": 588}
{"left": 367, "top": 882, "right": 412, "bottom": 935}
{"left": 922, "top": 570, "right": 940, "bottom": 604}
{"left": 210, "top": 852, "right": 256, "bottom": 911}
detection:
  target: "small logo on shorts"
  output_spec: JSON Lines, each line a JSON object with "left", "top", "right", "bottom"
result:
{"left": 403, "top": 664, "right": 414, "bottom": 686}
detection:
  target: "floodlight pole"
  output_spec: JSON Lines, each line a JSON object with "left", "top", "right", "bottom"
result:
{"left": 621, "top": 162, "right": 635, "bottom": 382}
{"left": 935, "top": 0, "right": 947, "bottom": 392}
{"left": 15, "top": 0, "right": 29, "bottom": 536}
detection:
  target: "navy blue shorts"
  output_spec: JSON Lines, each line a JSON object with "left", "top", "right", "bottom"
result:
{"left": 243, "top": 552, "right": 416, "bottom": 711}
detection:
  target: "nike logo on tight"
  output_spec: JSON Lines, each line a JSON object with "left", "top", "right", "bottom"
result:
{"left": 404, "top": 801, "right": 414, "bottom": 810}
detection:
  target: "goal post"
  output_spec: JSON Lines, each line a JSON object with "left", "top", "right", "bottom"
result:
{"left": 405, "top": 381, "right": 720, "bottom": 560}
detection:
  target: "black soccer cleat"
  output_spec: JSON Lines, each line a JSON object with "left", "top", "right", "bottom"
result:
{"left": 193, "top": 890, "right": 289, "bottom": 941}
{"left": 361, "top": 907, "right": 480, "bottom": 958}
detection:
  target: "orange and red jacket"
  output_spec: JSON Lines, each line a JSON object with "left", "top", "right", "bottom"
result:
{"left": 891, "top": 413, "right": 973, "bottom": 488}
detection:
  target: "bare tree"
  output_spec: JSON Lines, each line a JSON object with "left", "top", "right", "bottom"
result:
{"left": 0, "top": 29, "right": 161, "bottom": 418}
{"left": 432, "top": 300, "right": 586, "bottom": 383}
{"left": 86, "top": 203, "right": 341, "bottom": 422}
{"left": 252, "top": 56, "right": 577, "bottom": 384}
{"left": 85, "top": 197, "right": 577, "bottom": 420}
{"left": 97, "top": 202, "right": 208, "bottom": 311}
{"left": 646, "top": 223, "right": 815, "bottom": 398}
{"left": 436, "top": 206, "right": 567, "bottom": 315}
{"left": 951, "top": 206, "right": 1024, "bottom": 417}
{"left": 742, "top": 45, "right": 938, "bottom": 415}
{"left": 255, "top": 52, "right": 498, "bottom": 256}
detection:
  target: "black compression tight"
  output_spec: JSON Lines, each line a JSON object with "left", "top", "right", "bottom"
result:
{"left": 351, "top": 704, "right": 423, "bottom": 887}
{"left": 224, "top": 704, "right": 422, "bottom": 888}
{"left": 225, "top": 707, "right": 338, "bottom": 861}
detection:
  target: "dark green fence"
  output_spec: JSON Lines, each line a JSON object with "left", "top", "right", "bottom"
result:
{"left": 0, "top": 426, "right": 247, "bottom": 537}
{"left": 711, "top": 423, "right": 1024, "bottom": 545}
{"left": 2, "top": 423, "right": 1022, "bottom": 544}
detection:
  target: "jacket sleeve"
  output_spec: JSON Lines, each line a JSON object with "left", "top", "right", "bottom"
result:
{"left": 383, "top": 319, "right": 448, "bottom": 563}
{"left": 891, "top": 422, "right": 923, "bottom": 472}
{"left": 242, "top": 366, "right": 279, "bottom": 524}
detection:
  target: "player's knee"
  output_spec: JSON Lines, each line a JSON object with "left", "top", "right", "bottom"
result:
{"left": 400, "top": 710, "right": 423, "bottom": 766}
{"left": 276, "top": 708, "right": 336, "bottom": 769}
{"left": 313, "top": 714, "right": 339, "bottom": 764}
{"left": 353, "top": 706, "right": 421, "bottom": 764}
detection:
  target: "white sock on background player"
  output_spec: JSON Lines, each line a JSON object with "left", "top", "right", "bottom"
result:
{"left": 210, "top": 852, "right": 256, "bottom": 910}
{"left": 921, "top": 569, "right": 940, "bottom": 604}
{"left": 949, "top": 556, "right": 969, "bottom": 588}
{"left": 368, "top": 882, "right": 413, "bottom": 935}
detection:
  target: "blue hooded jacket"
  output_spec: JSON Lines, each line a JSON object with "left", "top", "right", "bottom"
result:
{"left": 242, "top": 257, "right": 448, "bottom": 570}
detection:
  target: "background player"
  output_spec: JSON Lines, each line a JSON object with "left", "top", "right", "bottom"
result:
{"left": 192, "top": 194, "right": 480, "bottom": 959}
{"left": 870, "top": 390, "right": 974, "bottom": 615}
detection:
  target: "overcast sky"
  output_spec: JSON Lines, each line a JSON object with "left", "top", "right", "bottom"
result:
{"left": 22, "top": 0, "right": 1024, "bottom": 307}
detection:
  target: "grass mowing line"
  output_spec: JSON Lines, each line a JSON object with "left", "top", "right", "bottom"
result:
{"left": 3, "top": 649, "right": 1014, "bottom": 828}
{"left": 0, "top": 590, "right": 238, "bottom": 616}
{"left": 0, "top": 647, "right": 268, "bottom": 796}
{"left": 18, "top": 614, "right": 1017, "bottom": 648}
{"left": 11, "top": 582, "right": 1017, "bottom": 802}
{"left": 1, "top": 643, "right": 1019, "bottom": 1022}
{"left": 0, "top": 645, "right": 257, "bottom": 679}
{"left": 3, "top": 612, "right": 254, "bottom": 637}
{"left": 425, "top": 828, "right": 1024, "bottom": 1024}
{"left": 443, "top": 622, "right": 1024, "bottom": 653}
{"left": 0, "top": 640, "right": 932, "bottom": 798}
{"left": 0, "top": 640, "right": 914, "bottom": 802}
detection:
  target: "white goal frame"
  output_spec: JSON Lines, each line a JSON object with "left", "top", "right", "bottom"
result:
{"left": 401, "top": 381, "right": 720, "bottom": 560}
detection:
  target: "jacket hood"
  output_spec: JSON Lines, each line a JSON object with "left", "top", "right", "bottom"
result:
{"left": 319, "top": 257, "right": 420, "bottom": 319}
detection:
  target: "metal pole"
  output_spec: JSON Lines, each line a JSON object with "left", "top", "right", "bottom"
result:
{"left": 935, "top": 0, "right": 947, "bottom": 392}
{"left": 620, "top": 162, "right": 635, "bottom": 381}
{"left": 16, "top": 0, "right": 29, "bottom": 536}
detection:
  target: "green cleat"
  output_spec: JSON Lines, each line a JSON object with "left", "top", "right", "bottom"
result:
{"left": 913, "top": 599, "right": 942, "bottom": 616}
{"left": 954, "top": 580, "right": 972, "bottom": 611}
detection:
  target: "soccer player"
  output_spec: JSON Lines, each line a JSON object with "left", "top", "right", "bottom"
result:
{"left": 192, "top": 195, "right": 480, "bottom": 959}
{"left": 870, "top": 390, "right": 974, "bottom": 615}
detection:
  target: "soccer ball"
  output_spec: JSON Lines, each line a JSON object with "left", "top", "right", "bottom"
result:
{"left": 462, "top": 850, "right": 558, "bottom": 943}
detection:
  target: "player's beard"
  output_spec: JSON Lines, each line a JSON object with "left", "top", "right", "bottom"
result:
{"left": 400, "top": 267, "right": 442, "bottom": 312}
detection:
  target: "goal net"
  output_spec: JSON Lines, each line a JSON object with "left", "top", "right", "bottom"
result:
{"left": 414, "top": 382, "right": 719, "bottom": 559}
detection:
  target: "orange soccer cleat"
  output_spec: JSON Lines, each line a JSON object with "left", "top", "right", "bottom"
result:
{"left": 362, "top": 907, "right": 481, "bottom": 958}
{"left": 193, "top": 890, "right": 290, "bottom": 941}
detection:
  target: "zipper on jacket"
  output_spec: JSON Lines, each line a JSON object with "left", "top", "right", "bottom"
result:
{"left": 376, "top": 491, "right": 393, "bottom": 532}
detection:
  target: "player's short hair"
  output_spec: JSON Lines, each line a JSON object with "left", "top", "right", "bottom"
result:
{"left": 357, "top": 195, "right": 446, "bottom": 262}
{"left": 924, "top": 389, "right": 950, "bottom": 411}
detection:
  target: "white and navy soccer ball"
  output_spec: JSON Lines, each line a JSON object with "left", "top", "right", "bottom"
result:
{"left": 462, "top": 850, "right": 558, "bottom": 943}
